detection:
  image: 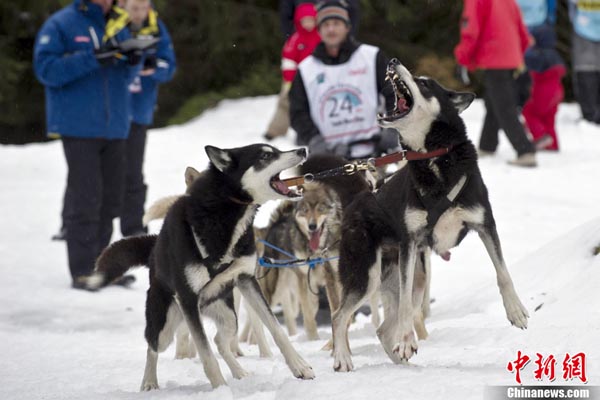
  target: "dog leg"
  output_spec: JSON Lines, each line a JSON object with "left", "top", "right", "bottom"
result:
{"left": 230, "top": 288, "right": 244, "bottom": 357}
{"left": 392, "top": 242, "right": 418, "bottom": 361}
{"left": 140, "top": 346, "right": 160, "bottom": 391}
{"left": 246, "top": 303, "right": 273, "bottom": 358}
{"left": 202, "top": 298, "right": 249, "bottom": 380}
{"left": 141, "top": 290, "right": 183, "bottom": 390}
{"left": 478, "top": 227, "right": 529, "bottom": 329}
{"left": 421, "top": 247, "right": 432, "bottom": 319}
{"left": 175, "top": 322, "right": 197, "bottom": 359}
{"left": 412, "top": 250, "right": 429, "bottom": 341}
{"left": 238, "top": 274, "right": 314, "bottom": 379}
{"left": 280, "top": 270, "right": 299, "bottom": 336}
{"left": 178, "top": 297, "right": 227, "bottom": 388}
{"left": 377, "top": 255, "right": 402, "bottom": 363}
{"left": 369, "top": 292, "right": 381, "bottom": 328}
{"left": 321, "top": 262, "right": 341, "bottom": 352}
{"left": 298, "top": 273, "right": 320, "bottom": 340}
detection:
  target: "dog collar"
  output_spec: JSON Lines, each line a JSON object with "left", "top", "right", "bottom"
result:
{"left": 228, "top": 196, "right": 254, "bottom": 206}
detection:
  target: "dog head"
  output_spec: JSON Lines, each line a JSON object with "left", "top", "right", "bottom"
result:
{"left": 378, "top": 58, "right": 475, "bottom": 150}
{"left": 205, "top": 144, "right": 307, "bottom": 204}
{"left": 294, "top": 183, "right": 340, "bottom": 253}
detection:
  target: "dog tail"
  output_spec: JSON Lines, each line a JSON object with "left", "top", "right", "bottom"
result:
{"left": 86, "top": 235, "right": 157, "bottom": 290}
{"left": 142, "top": 195, "right": 182, "bottom": 226}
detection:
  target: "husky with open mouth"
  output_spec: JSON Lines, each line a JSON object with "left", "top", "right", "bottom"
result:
{"left": 330, "top": 59, "right": 530, "bottom": 372}
{"left": 86, "top": 144, "right": 314, "bottom": 390}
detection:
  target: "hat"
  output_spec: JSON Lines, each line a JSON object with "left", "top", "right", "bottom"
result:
{"left": 316, "top": 0, "right": 350, "bottom": 27}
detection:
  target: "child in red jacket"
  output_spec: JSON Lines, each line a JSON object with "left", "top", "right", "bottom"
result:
{"left": 264, "top": 3, "right": 320, "bottom": 140}
{"left": 522, "top": 24, "right": 565, "bottom": 151}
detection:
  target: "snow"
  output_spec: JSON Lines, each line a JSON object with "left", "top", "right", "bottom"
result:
{"left": 1, "top": 97, "right": 599, "bottom": 400}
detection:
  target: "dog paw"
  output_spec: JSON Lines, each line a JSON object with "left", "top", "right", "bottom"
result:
{"left": 306, "top": 331, "right": 320, "bottom": 341}
{"left": 140, "top": 380, "right": 159, "bottom": 391}
{"left": 505, "top": 296, "right": 529, "bottom": 329}
{"left": 320, "top": 339, "right": 333, "bottom": 352}
{"left": 333, "top": 350, "right": 354, "bottom": 372}
{"left": 392, "top": 332, "right": 418, "bottom": 361}
{"left": 232, "top": 367, "right": 250, "bottom": 380}
{"left": 287, "top": 355, "right": 315, "bottom": 379}
{"left": 231, "top": 343, "right": 245, "bottom": 358}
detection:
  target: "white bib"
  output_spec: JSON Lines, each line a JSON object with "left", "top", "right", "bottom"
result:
{"left": 299, "top": 44, "right": 380, "bottom": 158}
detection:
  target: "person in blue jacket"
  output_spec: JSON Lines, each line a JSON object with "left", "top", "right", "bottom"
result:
{"left": 34, "top": 0, "right": 143, "bottom": 289}
{"left": 119, "top": 0, "right": 176, "bottom": 237}
{"left": 569, "top": 0, "right": 600, "bottom": 124}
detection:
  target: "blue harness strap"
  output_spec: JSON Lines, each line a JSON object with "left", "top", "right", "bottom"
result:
{"left": 257, "top": 239, "right": 339, "bottom": 269}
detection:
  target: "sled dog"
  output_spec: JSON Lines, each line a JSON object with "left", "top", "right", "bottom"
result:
{"left": 330, "top": 59, "right": 529, "bottom": 372}
{"left": 87, "top": 144, "right": 314, "bottom": 390}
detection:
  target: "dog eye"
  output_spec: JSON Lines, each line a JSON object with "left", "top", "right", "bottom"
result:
{"left": 260, "top": 152, "right": 273, "bottom": 160}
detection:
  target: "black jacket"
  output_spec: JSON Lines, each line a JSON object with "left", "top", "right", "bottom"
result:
{"left": 289, "top": 38, "right": 389, "bottom": 146}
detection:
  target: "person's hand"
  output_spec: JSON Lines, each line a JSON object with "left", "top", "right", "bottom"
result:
{"left": 139, "top": 68, "right": 156, "bottom": 76}
{"left": 454, "top": 64, "right": 471, "bottom": 86}
{"left": 94, "top": 44, "right": 118, "bottom": 66}
{"left": 308, "top": 135, "right": 328, "bottom": 155}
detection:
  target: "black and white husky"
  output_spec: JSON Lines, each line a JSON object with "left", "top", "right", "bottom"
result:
{"left": 330, "top": 59, "right": 530, "bottom": 372}
{"left": 87, "top": 144, "right": 315, "bottom": 390}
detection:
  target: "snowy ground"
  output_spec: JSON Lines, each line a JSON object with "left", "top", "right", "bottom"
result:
{"left": 0, "top": 98, "right": 599, "bottom": 400}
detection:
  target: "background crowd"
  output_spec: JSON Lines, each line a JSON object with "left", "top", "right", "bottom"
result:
{"left": 3, "top": 0, "right": 599, "bottom": 288}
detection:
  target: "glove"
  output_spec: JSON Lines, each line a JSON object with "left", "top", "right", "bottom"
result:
{"left": 308, "top": 135, "right": 328, "bottom": 155}
{"left": 376, "top": 129, "right": 400, "bottom": 154}
{"left": 143, "top": 55, "right": 157, "bottom": 70}
{"left": 123, "top": 49, "right": 144, "bottom": 66}
{"left": 454, "top": 65, "right": 470, "bottom": 86}
{"left": 331, "top": 142, "right": 349, "bottom": 158}
{"left": 94, "top": 44, "right": 118, "bottom": 67}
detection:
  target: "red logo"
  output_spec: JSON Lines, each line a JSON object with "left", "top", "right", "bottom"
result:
{"left": 74, "top": 36, "right": 90, "bottom": 43}
{"left": 507, "top": 351, "right": 588, "bottom": 384}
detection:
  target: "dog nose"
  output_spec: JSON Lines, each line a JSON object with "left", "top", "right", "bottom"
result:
{"left": 308, "top": 223, "right": 317, "bottom": 231}
{"left": 297, "top": 148, "right": 307, "bottom": 158}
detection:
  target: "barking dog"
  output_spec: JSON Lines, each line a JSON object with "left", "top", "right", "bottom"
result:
{"left": 87, "top": 144, "right": 314, "bottom": 390}
{"left": 330, "top": 59, "right": 529, "bottom": 372}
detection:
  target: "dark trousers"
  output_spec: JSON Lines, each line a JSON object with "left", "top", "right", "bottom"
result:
{"left": 62, "top": 137, "right": 126, "bottom": 279}
{"left": 120, "top": 122, "right": 148, "bottom": 236}
{"left": 479, "top": 69, "right": 535, "bottom": 156}
{"left": 574, "top": 71, "right": 600, "bottom": 123}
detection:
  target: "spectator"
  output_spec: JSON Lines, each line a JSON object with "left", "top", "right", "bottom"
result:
{"left": 34, "top": 0, "right": 142, "bottom": 289}
{"left": 280, "top": 0, "right": 359, "bottom": 39}
{"left": 289, "top": 0, "right": 397, "bottom": 160}
{"left": 264, "top": 3, "right": 320, "bottom": 141}
{"left": 455, "top": 0, "right": 537, "bottom": 167}
{"left": 519, "top": 10, "right": 565, "bottom": 151}
{"left": 120, "top": 0, "right": 176, "bottom": 236}
{"left": 569, "top": 0, "right": 600, "bottom": 124}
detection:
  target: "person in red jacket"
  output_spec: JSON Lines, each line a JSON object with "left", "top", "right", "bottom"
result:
{"left": 264, "top": 3, "right": 320, "bottom": 140}
{"left": 522, "top": 24, "right": 565, "bottom": 151}
{"left": 455, "top": 0, "right": 538, "bottom": 167}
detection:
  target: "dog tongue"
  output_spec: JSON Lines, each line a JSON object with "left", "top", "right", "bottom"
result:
{"left": 397, "top": 97, "right": 409, "bottom": 112}
{"left": 309, "top": 230, "right": 321, "bottom": 252}
{"left": 441, "top": 251, "right": 451, "bottom": 261}
{"left": 273, "top": 180, "right": 290, "bottom": 195}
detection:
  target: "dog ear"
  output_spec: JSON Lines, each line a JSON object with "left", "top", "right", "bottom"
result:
{"left": 205, "top": 145, "right": 232, "bottom": 172}
{"left": 184, "top": 166, "right": 202, "bottom": 188}
{"left": 449, "top": 91, "right": 475, "bottom": 114}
